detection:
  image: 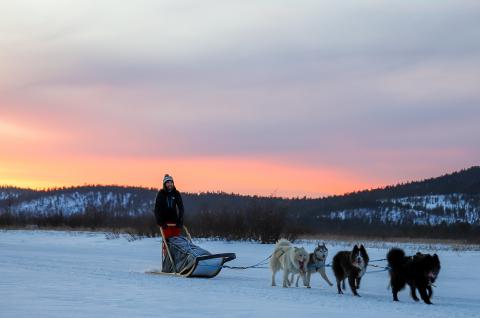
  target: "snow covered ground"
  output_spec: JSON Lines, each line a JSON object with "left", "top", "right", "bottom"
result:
{"left": 1, "top": 230, "right": 479, "bottom": 318}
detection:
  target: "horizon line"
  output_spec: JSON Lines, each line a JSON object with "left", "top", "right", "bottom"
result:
{"left": 1, "top": 165, "right": 477, "bottom": 200}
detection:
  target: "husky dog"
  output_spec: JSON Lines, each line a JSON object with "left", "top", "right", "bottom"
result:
{"left": 387, "top": 248, "right": 441, "bottom": 304}
{"left": 291, "top": 242, "right": 334, "bottom": 288}
{"left": 332, "top": 244, "right": 369, "bottom": 296}
{"left": 270, "top": 239, "right": 308, "bottom": 288}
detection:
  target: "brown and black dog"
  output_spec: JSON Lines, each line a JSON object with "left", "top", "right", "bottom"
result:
{"left": 332, "top": 245, "right": 369, "bottom": 296}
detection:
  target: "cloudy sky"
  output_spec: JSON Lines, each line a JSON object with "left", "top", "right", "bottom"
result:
{"left": 1, "top": 0, "right": 479, "bottom": 197}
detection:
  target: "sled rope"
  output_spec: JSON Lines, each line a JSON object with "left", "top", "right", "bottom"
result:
{"left": 366, "top": 268, "right": 389, "bottom": 273}
{"left": 366, "top": 263, "right": 390, "bottom": 273}
{"left": 198, "top": 257, "right": 390, "bottom": 271}
{"left": 222, "top": 254, "right": 272, "bottom": 270}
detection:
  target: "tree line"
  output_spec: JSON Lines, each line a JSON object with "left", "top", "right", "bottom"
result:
{"left": 1, "top": 166, "right": 479, "bottom": 243}
{"left": 1, "top": 200, "right": 479, "bottom": 244}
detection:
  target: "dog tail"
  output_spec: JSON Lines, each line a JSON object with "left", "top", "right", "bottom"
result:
{"left": 271, "top": 239, "right": 291, "bottom": 271}
{"left": 275, "top": 238, "right": 291, "bottom": 248}
{"left": 387, "top": 248, "right": 405, "bottom": 271}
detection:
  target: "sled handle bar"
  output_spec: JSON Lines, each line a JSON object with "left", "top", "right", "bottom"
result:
{"left": 159, "top": 226, "right": 177, "bottom": 274}
{"left": 183, "top": 225, "right": 193, "bottom": 242}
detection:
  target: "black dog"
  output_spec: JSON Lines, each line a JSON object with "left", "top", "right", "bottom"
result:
{"left": 332, "top": 245, "right": 369, "bottom": 296}
{"left": 387, "top": 248, "right": 441, "bottom": 304}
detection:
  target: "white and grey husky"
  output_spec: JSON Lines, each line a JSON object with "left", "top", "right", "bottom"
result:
{"left": 290, "top": 242, "right": 334, "bottom": 288}
{"left": 270, "top": 239, "right": 308, "bottom": 288}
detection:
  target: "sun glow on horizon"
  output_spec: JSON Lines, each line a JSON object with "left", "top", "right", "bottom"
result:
{"left": 0, "top": 154, "right": 377, "bottom": 198}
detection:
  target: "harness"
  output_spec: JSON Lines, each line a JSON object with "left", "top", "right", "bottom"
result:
{"left": 274, "top": 248, "right": 307, "bottom": 274}
{"left": 307, "top": 262, "right": 326, "bottom": 271}
{"left": 307, "top": 253, "right": 327, "bottom": 271}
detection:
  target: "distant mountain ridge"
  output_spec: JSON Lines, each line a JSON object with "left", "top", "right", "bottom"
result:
{"left": 1, "top": 166, "right": 479, "bottom": 226}
{"left": 338, "top": 166, "right": 480, "bottom": 198}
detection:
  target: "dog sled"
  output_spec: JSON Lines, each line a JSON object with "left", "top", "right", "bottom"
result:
{"left": 146, "top": 224, "right": 236, "bottom": 278}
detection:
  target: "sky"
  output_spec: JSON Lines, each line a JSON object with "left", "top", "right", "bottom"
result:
{"left": 1, "top": 0, "right": 479, "bottom": 197}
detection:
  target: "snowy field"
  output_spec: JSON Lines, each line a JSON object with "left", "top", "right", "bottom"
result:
{"left": 1, "top": 230, "right": 479, "bottom": 318}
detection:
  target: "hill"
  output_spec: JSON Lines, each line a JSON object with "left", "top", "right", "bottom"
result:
{"left": 1, "top": 167, "right": 479, "bottom": 242}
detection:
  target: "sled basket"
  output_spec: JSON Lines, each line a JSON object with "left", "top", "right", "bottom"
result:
{"left": 181, "top": 252, "right": 236, "bottom": 278}
{"left": 147, "top": 226, "right": 235, "bottom": 278}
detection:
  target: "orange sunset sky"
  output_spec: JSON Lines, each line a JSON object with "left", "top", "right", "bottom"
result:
{"left": 1, "top": 1, "right": 479, "bottom": 197}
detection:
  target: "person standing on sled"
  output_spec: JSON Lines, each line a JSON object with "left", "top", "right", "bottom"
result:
{"left": 149, "top": 174, "right": 236, "bottom": 277}
{"left": 154, "top": 174, "right": 184, "bottom": 239}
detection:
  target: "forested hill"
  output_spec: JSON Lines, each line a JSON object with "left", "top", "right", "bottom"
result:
{"left": 334, "top": 166, "right": 480, "bottom": 199}
{"left": 1, "top": 166, "right": 479, "bottom": 227}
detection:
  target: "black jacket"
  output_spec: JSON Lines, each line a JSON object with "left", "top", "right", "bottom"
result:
{"left": 153, "top": 187, "right": 184, "bottom": 227}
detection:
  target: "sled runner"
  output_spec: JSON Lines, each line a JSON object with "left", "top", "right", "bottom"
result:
{"left": 146, "top": 225, "right": 235, "bottom": 278}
